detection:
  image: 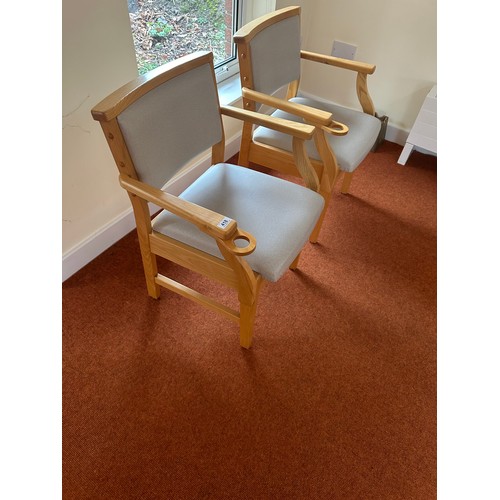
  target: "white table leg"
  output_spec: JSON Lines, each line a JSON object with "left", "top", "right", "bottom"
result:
{"left": 397, "top": 142, "right": 415, "bottom": 165}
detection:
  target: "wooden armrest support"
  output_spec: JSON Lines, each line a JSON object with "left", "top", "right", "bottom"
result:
{"left": 301, "top": 50, "right": 376, "bottom": 75}
{"left": 119, "top": 175, "right": 255, "bottom": 255}
{"left": 221, "top": 105, "right": 315, "bottom": 140}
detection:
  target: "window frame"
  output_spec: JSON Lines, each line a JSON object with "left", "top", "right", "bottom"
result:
{"left": 215, "top": 0, "right": 277, "bottom": 84}
{"left": 214, "top": 0, "right": 243, "bottom": 84}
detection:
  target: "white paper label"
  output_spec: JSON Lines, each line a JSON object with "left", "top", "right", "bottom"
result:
{"left": 217, "top": 217, "right": 232, "bottom": 229}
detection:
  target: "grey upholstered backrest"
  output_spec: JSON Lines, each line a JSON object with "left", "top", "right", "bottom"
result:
{"left": 249, "top": 15, "right": 301, "bottom": 95}
{"left": 117, "top": 60, "right": 223, "bottom": 189}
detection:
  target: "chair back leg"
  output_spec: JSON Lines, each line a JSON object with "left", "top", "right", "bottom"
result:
{"left": 139, "top": 243, "right": 161, "bottom": 299}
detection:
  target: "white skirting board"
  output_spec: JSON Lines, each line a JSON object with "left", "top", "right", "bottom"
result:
{"left": 62, "top": 133, "right": 241, "bottom": 282}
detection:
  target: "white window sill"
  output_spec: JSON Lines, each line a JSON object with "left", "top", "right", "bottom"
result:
{"left": 217, "top": 74, "right": 242, "bottom": 106}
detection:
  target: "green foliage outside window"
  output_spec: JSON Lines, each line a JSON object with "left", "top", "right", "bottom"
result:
{"left": 128, "top": 0, "right": 231, "bottom": 75}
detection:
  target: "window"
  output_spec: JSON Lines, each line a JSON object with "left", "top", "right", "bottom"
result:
{"left": 127, "top": 0, "right": 242, "bottom": 83}
{"left": 127, "top": 0, "right": 276, "bottom": 83}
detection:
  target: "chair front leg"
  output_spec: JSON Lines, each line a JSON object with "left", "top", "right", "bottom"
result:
{"left": 289, "top": 252, "right": 301, "bottom": 270}
{"left": 309, "top": 203, "right": 328, "bottom": 243}
{"left": 217, "top": 234, "right": 262, "bottom": 348}
{"left": 308, "top": 130, "right": 339, "bottom": 242}
{"left": 340, "top": 171, "right": 354, "bottom": 194}
{"left": 239, "top": 276, "right": 263, "bottom": 348}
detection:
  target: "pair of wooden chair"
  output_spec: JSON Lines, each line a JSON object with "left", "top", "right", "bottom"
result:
{"left": 91, "top": 7, "right": 379, "bottom": 348}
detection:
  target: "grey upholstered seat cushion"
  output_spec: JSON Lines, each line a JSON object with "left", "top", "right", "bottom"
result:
{"left": 253, "top": 97, "right": 381, "bottom": 173}
{"left": 152, "top": 163, "right": 324, "bottom": 282}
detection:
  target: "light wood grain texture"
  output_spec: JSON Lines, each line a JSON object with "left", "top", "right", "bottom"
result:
{"left": 131, "top": 194, "right": 161, "bottom": 298}
{"left": 120, "top": 175, "right": 240, "bottom": 242}
{"left": 300, "top": 51, "right": 376, "bottom": 116}
{"left": 241, "top": 88, "right": 333, "bottom": 126}
{"left": 308, "top": 129, "right": 341, "bottom": 243}
{"left": 300, "top": 50, "right": 376, "bottom": 75}
{"left": 149, "top": 232, "right": 240, "bottom": 289}
{"left": 313, "top": 129, "right": 340, "bottom": 190}
{"left": 241, "top": 88, "right": 349, "bottom": 136}
{"left": 237, "top": 121, "right": 254, "bottom": 168}
{"left": 340, "top": 172, "right": 354, "bottom": 194}
{"left": 217, "top": 239, "right": 263, "bottom": 348}
{"left": 289, "top": 253, "right": 301, "bottom": 270}
{"left": 245, "top": 141, "right": 324, "bottom": 178}
{"left": 356, "top": 73, "right": 376, "bottom": 116}
{"left": 155, "top": 274, "right": 240, "bottom": 324}
{"left": 292, "top": 137, "right": 320, "bottom": 192}
{"left": 221, "top": 105, "right": 315, "bottom": 139}
{"left": 286, "top": 79, "right": 300, "bottom": 100}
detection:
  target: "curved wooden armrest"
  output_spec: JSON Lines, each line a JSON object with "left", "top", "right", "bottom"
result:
{"left": 241, "top": 88, "right": 333, "bottom": 126}
{"left": 301, "top": 50, "right": 376, "bottom": 75}
{"left": 221, "top": 105, "right": 315, "bottom": 140}
{"left": 322, "top": 122, "right": 349, "bottom": 136}
{"left": 241, "top": 88, "right": 349, "bottom": 136}
{"left": 223, "top": 104, "right": 320, "bottom": 192}
{"left": 219, "top": 228, "right": 256, "bottom": 257}
{"left": 119, "top": 175, "right": 256, "bottom": 256}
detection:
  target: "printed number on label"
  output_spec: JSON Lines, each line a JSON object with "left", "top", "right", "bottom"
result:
{"left": 217, "top": 217, "right": 232, "bottom": 229}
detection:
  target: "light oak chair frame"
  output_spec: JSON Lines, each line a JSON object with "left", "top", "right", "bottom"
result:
{"left": 234, "top": 6, "right": 378, "bottom": 240}
{"left": 91, "top": 52, "right": 322, "bottom": 348}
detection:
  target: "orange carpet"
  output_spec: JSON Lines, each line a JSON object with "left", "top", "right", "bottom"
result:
{"left": 63, "top": 141, "right": 436, "bottom": 499}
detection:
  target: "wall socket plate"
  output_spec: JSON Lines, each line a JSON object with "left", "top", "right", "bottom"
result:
{"left": 331, "top": 40, "right": 357, "bottom": 60}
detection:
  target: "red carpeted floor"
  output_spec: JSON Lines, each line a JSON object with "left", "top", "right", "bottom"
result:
{"left": 63, "top": 141, "right": 437, "bottom": 499}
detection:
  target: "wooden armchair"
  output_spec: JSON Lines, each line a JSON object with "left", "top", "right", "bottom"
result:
{"left": 91, "top": 51, "right": 325, "bottom": 348}
{"left": 234, "top": 6, "right": 381, "bottom": 241}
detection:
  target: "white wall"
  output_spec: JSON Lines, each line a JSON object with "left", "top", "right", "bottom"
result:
{"left": 62, "top": 0, "right": 243, "bottom": 279}
{"left": 277, "top": 0, "right": 437, "bottom": 132}
{"left": 62, "top": 0, "right": 140, "bottom": 256}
